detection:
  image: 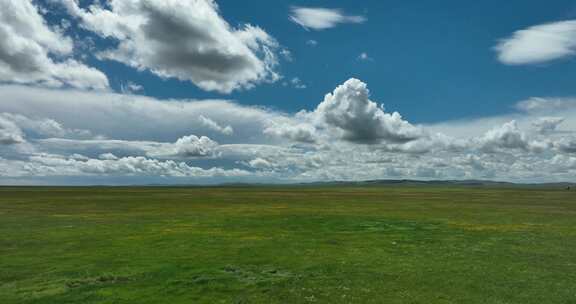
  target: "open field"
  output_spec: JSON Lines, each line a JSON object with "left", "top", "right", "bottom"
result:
{"left": 1, "top": 186, "right": 576, "bottom": 303}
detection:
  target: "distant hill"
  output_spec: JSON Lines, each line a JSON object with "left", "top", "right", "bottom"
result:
{"left": 218, "top": 179, "right": 575, "bottom": 188}
{"left": 6, "top": 179, "right": 571, "bottom": 188}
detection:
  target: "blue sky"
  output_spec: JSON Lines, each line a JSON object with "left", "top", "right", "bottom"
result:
{"left": 74, "top": 0, "right": 576, "bottom": 122}
{"left": 1, "top": 0, "right": 576, "bottom": 184}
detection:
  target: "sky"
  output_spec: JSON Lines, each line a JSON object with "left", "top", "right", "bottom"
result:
{"left": 1, "top": 0, "right": 576, "bottom": 185}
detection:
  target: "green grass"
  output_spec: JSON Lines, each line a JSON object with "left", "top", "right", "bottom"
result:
{"left": 1, "top": 186, "right": 576, "bottom": 303}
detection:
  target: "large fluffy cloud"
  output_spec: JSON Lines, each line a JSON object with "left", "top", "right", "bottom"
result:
{"left": 265, "top": 79, "right": 426, "bottom": 144}
{"left": 289, "top": 7, "right": 365, "bottom": 30}
{"left": 59, "top": 0, "right": 281, "bottom": 93}
{"left": 0, "top": 0, "right": 109, "bottom": 89}
{"left": 495, "top": 20, "right": 576, "bottom": 65}
{"left": 313, "top": 78, "right": 425, "bottom": 143}
{"left": 475, "top": 121, "right": 534, "bottom": 152}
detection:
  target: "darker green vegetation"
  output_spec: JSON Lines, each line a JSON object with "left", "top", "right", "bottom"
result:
{"left": 1, "top": 186, "right": 575, "bottom": 303}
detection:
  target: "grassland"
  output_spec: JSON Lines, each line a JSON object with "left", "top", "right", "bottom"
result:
{"left": 1, "top": 185, "right": 576, "bottom": 303}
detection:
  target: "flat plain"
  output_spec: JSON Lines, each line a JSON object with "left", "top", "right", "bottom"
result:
{"left": 1, "top": 186, "right": 575, "bottom": 303}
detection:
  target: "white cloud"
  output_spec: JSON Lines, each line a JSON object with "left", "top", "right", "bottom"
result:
{"left": 120, "top": 81, "right": 144, "bottom": 94}
{"left": 148, "top": 135, "right": 220, "bottom": 158}
{"left": 358, "top": 52, "right": 373, "bottom": 61}
{"left": 554, "top": 138, "right": 576, "bottom": 153}
{"left": 531, "top": 117, "right": 565, "bottom": 134}
{"left": 198, "top": 115, "right": 234, "bottom": 135}
{"left": 306, "top": 39, "right": 318, "bottom": 46}
{"left": 37, "top": 138, "right": 162, "bottom": 159}
{"left": 312, "top": 78, "right": 425, "bottom": 143}
{"left": 15, "top": 153, "right": 250, "bottom": 178}
{"left": 495, "top": 20, "right": 576, "bottom": 65}
{"left": 428, "top": 97, "right": 576, "bottom": 139}
{"left": 248, "top": 157, "right": 272, "bottom": 170}
{"left": 269, "top": 79, "right": 428, "bottom": 145}
{"left": 0, "top": 85, "right": 281, "bottom": 143}
{"left": 289, "top": 7, "right": 366, "bottom": 30}
{"left": 475, "top": 120, "right": 532, "bottom": 152}
{"left": 38, "top": 135, "right": 247, "bottom": 162}
{"left": 0, "top": 0, "right": 109, "bottom": 89}
{"left": 0, "top": 112, "right": 93, "bottom": 139}
{"left": 290, "top": 77, "right": 307, "bottom": 89}
{"left": 279, "top": 49, "right": 292, "bottom": 62}
{"left": 264, "top": 121, "right": 317, "bottom": 143}
{"left": 515, "top": 97, "right": 576, "bottom": 113}
{"left": 59, "top": 0, "right": 281, "bottom": 93}
{"left": 0, "top": 116, "right": 25, "bottom": 145}
{"left": 99, "top": 153, "right": 118, "bottom": 161}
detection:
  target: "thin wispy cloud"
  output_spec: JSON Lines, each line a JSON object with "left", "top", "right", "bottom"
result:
{"left": 289, "top": 7, "right": 366, "bottom": 30}
{"left": 306, "top": 39, "right": 318, "bottom": 47}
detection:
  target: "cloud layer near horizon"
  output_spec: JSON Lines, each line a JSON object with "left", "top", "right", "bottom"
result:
{"left": 1, "top": 78, "right": 575, "bottom": 185}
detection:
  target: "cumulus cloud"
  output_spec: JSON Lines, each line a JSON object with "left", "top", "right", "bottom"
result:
{"left": 17, "top": 153, "right": 250, "bottom": 178}
{"left": 313, "top": 78, "right": 425, "bottom": 143}
{"left": 289, "top": 7, "right": 366, "bottom": 30}
{"left": 264, "top": 121, "right": 317, "bottom": 143}
{"left": 475, "top": 120, "right": 531, "bottom": 152}
{"left": 0, "top": 0, "right": 109, "bottom": 89}
{"left": 0, "top": 116, "right": 25, "bottom": 145}
{"left": 531, "top": 117, "right": 565, "bottom": 134}
{"left": 99, "top": 153, "right": 118, "bottom": 161}
{"left": 38, "top": 135, "right": 222, "bottom": 161}
{"left": 59, "top": 0, "right": 281, "bottom": 93}
{"left": 495, "top": 20, "right": 576, "bottom": 65}
{"left": 248, "top": 158, "right": 272, "bottom": 170}
{"left": 267, "top": 78, "right": 427, "bottom": 145}
{"left": 554, "top": 138, "right": 576, "bottom": 153}
{"left": 551, "top": 154, "right": 576, "bottom": 170}
{"left": 148, "top": 135, "right": 220, "bottom": 158}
